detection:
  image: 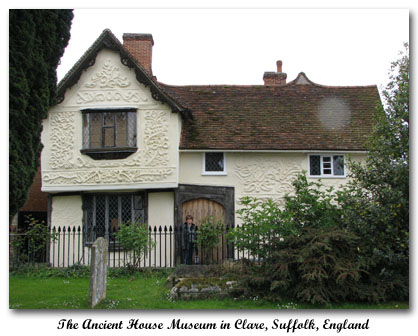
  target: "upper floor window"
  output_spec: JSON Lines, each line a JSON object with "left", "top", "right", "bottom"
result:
{"left": 309, "top": 154, "right": 345, "bottom": 177}
{"left": 81, "top": 108, "right": 137, "bottom": 160}
{"left": 203, "top": 152, "right": 226, "bottom": 175}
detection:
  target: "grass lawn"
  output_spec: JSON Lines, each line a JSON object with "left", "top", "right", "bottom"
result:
{"left": 9, "top": 273, "right": 409, "bottom": 310}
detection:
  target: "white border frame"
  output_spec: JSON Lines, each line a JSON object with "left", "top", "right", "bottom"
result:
{"left": 202, "top": 152, "right": 227, "bottom": 175}
{"left": 308, "top": 154, "right": 347, "bottom": 178}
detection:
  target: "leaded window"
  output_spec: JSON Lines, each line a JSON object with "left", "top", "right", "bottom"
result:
{"left": 81, "top": 108, "right": 137, "bottom": 160}
{"left": 204, "top": 152, "right": 226, "bottom": 174}
{"left": 309, "top": 154, "right": 345, "bottom": 177}
{"left": 83, "top": 193, "right": 146, "bottom": 245}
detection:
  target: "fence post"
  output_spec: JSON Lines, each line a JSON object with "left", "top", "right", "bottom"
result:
{"left": 169, "top": 225, "right": 172, "bottom": 267}
{"left": 164, "top": 225, "right": 167, "bottom": 268}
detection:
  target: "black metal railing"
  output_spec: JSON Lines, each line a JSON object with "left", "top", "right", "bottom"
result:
{"left": 9, "top": 225, "right": 260, "bottom": 269}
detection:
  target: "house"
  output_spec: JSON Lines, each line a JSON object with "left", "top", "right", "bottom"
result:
{"left": 40, "top": 29, "right": 380, "bottom": 266}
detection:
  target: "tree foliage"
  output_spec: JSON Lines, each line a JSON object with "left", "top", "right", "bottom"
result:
{"left": 341, "top": 43, "right": 409, "bottom": 299}
{"left": 9, "top": 9, "right": 73, "bottom": 220}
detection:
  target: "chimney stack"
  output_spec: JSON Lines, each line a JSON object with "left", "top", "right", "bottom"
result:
{"left": 263, "top": 60, "right": 287, "bottom": 86}
{"left": 123, "top": 33, "right": 154, "bottom": 75}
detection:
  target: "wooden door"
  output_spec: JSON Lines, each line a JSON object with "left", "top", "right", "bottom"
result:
{"left": 182, "top": 199, "right": 226, "bottom": 263}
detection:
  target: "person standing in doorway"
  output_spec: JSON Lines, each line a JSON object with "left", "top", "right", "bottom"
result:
{"left": 182, "top": 215, "right": 198, "bottom": 265}
{"left": 181, "top": 217, "right": 190, "bottom": 264}
{"left": 188, "top": 216, "right": 198, "bottom": 264}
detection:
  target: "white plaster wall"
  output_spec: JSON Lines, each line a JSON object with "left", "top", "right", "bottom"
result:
{"left": 49, "top": 195, "right": 84, "bottom": 267}
{"left": 146, "top": 192, "right": 175, "bottom": 267}
{"left": 148, "top": 192, "right": 174, "bottom": 228}
{"left": 51, "top": 195, "right": 83, "bottom": 229}
{"left": 41, "top": 49, "right": 180, "bottom": 192}
{"left": 179, "top": 151, "right": 366, "bottom": 225}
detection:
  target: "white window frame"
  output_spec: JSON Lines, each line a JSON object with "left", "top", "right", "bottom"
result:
{"left": 308, "top": 154, "right": 346, "bottom": 178}
{"left": 202, "top": 152, "right": 227, "bottom": 175}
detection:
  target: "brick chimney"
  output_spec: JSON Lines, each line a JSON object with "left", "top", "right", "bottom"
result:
{"left": 263, "top": 60, "right": 287, "bottom": 86}
{"left": 123, "top": 33, "right": 154, "bottom": 75}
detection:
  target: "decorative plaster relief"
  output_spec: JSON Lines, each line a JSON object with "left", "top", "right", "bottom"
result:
{"left": 42, "top": 167, "right": 174, "bottom": 185}
{"left": 49, "top": 111, "right": 75, "bottom": 169}
{"left": 235, "top": 195, "right": 285, "bottom": 207}
{"left": 76, "top": 90, "right": 147, "bottom": 104}
{"left": 74, "top": 58, "right": 149, "bottom": 104}
{"left": 85, "top": 58, "right": 130, "bottom": 88}
{"left": 76, "top": 151, "right": 142, "bottom": 169}
{"left": 234, "top": 158, "right": 302, "bottom": 197}
{"left": 143, "top": 110, "right": 169, "bottom": 167}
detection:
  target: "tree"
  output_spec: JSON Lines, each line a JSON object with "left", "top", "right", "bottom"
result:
{"left": 340, "top": 44, "right": 409, "bottom": 300}
{"left": 9, "top": 9, "right": 73, "bottom": 221}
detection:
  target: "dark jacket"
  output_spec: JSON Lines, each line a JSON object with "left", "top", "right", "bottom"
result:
{"left": 181, "top": 223, "right": 197, "bottom": 249}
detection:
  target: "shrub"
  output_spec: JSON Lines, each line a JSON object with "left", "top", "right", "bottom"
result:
{"left": 229, "top": 175, "right": 368, "bottom": 304}
{"left": 11, "top": 216, "right": 57, "bottom": 265}
{"left": 233, "top": 172, "right": 407, "bottom": 304}
{"left": 267, "top": 226, "right": 364, "bottom": 304}
{"left": 115, "top": 222, "right": 155, "bottom": 271}
{"left": 196, "top": 216, "right": 224, "bottom": 264}
{"left": 227, "top": 197, "right": 283, "bottom": 260}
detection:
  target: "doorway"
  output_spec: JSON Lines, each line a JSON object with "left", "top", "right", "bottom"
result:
{"left": 182, "top": 198, "right": 226, "bottom": 264}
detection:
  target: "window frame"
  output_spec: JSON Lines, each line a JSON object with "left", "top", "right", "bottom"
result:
{"left": 80, "top": 107, "right": 138, "bottom": 160}
{"left": 202, "top": 152, "right": 227, "bottom": 175}
{"left": 82, "top": 192, "right": 147, "bottom": 247}
{"left": 308, "top": 154, "right": 346, "bottom": 178}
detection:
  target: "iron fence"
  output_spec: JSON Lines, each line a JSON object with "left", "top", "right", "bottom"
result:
{"left": 9, "top": 225, "right": 258, "bottom": 269}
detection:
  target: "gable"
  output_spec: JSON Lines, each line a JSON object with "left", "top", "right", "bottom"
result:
{"left": 56, "top": 29, "right": 188, "bottom": 117}
{"left": 58, "top": 49, "right": 159, "bottom": 108}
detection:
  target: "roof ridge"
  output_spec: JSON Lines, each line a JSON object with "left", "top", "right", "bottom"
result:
{"left": 159, "top": 80, "right": 377, "bottom": 90}
{"left": 158, "top": 82, "right": 267, "bottom": 88}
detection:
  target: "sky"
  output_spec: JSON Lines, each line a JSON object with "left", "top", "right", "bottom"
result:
{"left": 57, "top": 8, "right": 409, "bottom": 90}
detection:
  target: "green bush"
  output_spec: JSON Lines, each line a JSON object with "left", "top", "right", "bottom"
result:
{"left": 196, "top": 216, "right": 224, "bottom": 263}
{"left": 227, "top": 197, "right": 283, "bottom": 260}
{"left": 233, "top": 171, "right": 408, "bottom": 304}
{"left": 11, "top": 216, "right": 58, "bottom": 265}
{"left": 231, "top": 175, "right": 369, "bottom": 304}
{"left": 267, "top": 226, "right": 364, "bottom": 304}
{"left": 115, "top": 222, "right": 155, "bottom": 271}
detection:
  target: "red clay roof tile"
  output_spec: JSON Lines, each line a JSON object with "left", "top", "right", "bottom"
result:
{"left": 160, "top": 80, "right": 380, "bottom": 151}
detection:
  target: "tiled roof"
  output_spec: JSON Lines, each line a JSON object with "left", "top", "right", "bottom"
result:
{"left": 161, "top": 77, "right": 380, "bottom": 151}
{"left": 57, "top": 30, "right": 380, "bottom": 152}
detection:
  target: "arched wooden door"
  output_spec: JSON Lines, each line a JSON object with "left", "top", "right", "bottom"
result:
{"left": 182, "top": 199, "right": 226, "bottom": 263}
